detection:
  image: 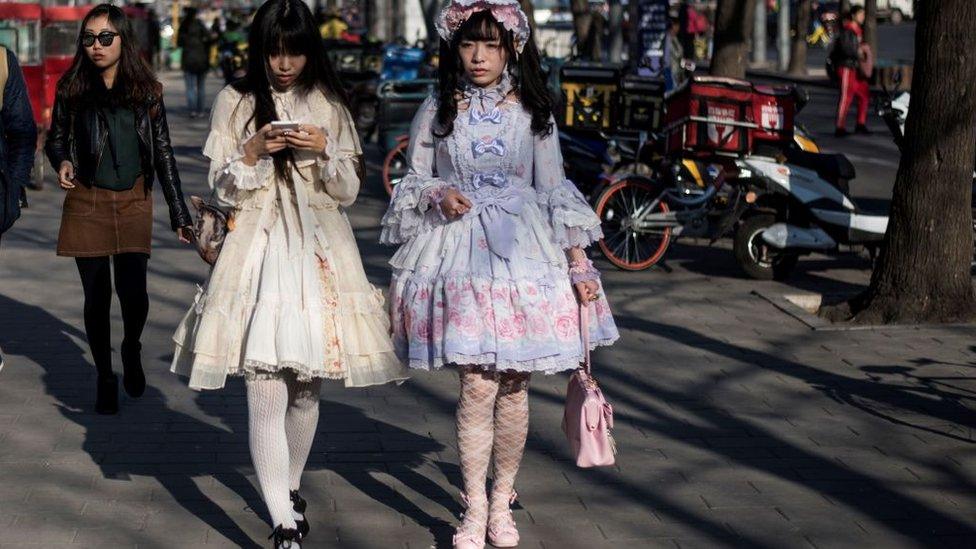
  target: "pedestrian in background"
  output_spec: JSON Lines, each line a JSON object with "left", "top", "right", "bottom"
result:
{"left": 381, "top": 2, "right": 619, "bottom": 547}
{"left": 170, "top": 1, "right": 405, "bottom": 546}
{"left": 0, "top": 44, "right": 37, "bottom": 243}
{"left": 832, "top": 5, "right": 872, "bottom": 137}
{"left": 177, "top": 6, "right": 214, "bottom": 118}
{"left": 0, "top": 43, "right": 38, "bottom": 372}
{"left": 45, "top": 3, "right": 193, "bottom": 415}
{"left": 146, "top": 7, "right": 161, "bottom": 70}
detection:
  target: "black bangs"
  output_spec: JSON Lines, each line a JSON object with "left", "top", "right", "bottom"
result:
{"left": 455, "top": 10, "right": 507, "bottom": 43}
{"left": 264, "top": 22, "right": 310, "bottom": 57}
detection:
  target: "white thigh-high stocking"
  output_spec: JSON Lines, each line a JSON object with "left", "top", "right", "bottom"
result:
{"left": 285, "top": 374, "right": 322, "bottom": 490}
{"left": 455, "top": 366, "right": 500, "bottom": 540}
{"left": 489, "top": 373, "right": 530, "bottom": 532}
{"left": 246, "top": 377, "right": 298, "bottom": 530}
{"left": 285, "top": 374, "right": 322, "bottom": 521}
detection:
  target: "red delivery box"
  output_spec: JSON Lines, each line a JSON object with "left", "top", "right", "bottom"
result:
{"left": 664, "top": 76, "right": 756, "bottom": 155}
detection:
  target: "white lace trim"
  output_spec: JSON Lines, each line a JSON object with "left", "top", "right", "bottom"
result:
{"left": 404, "top": 336, "right": 618, "bottom": 374}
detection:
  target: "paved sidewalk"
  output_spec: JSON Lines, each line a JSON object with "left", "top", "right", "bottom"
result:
{"left": 1, "top": 72, "right": 974, "bottom": 548}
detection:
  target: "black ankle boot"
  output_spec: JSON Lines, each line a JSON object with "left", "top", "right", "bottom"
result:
{"left": 269, "top": 525, "right": 302, "bottom": 548}
{"left": 95, "top": 374, "right": 119, "bottom": 415}
{"left": 120, "top": 341, "right": 145, "bottom": 398}
{"left": 290, "top": 490, "right": 310, "bottom": 538}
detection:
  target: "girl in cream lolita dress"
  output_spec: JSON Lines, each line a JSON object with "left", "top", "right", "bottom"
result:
{"left": 172, "top": 85, "right": 405, "bottom": 390}
{"left": 171, "top": 80, "right": 407, "bottom": 546}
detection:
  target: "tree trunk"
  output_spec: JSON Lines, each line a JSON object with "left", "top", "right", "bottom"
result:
{"left": 571, "top": 0, "right": 603, "bottom": 59}
{"left": 608, "top": 0, "right": 625, "bottom": 62}
{"left": 710, "top": 0, "right": 758, "bottom": 78}
{"left": 419, "top": 0, "right": 440, "bottom": 43}
{"left": 521, "top": 0, "right": 537, "bottom": 36}
{"left": 788, "top": 0, "right": 812, "bottom": 75}
{"left": 829, "top": 0, "right": 976, "bottom": 324}
{"left": 863, "top": 0, "right": 878, "bottom": 65}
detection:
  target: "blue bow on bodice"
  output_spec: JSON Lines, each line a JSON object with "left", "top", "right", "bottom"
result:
{"left": 469, "top": 108, "right": 503, "bottom": 125}
{"left": 471, "top": 171, "right": 508, "bottom": 190}
{"left": 472, "top": 138, "right": 507, "bottom": 159}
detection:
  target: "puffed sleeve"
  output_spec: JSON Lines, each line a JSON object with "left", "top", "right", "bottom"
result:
{"left": 316, "top": 100, "right": 362, "bottom": 207}
{"left": 532, "top": 115, "right": 603, "bottom": 249}
{"left": 202, "top": 87, "right": 274, "bottom": 206}
{"left": 379, "top": 95, "right": 454, "bottom": 245}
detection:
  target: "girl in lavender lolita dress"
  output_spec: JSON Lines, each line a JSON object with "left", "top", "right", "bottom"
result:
{"left": 380, "top": 2, "right": 618, "bottom": 548}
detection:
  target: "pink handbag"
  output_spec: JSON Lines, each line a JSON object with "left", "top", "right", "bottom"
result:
{"left": 562, "top": 305, "right": 617, "bottom": 468}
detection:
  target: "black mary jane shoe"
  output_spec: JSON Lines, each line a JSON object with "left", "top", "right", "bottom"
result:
{"left": 120, "top": 341, "right": 146, "bottom": 398}
{"left": 269, "top": 525, "right": 302, "bottom": 549}
{"left": 95, "top": 374, "right": 119, "bottom": 415}
{"left": 290, "top": 490, "right": 310, "bottom": 538}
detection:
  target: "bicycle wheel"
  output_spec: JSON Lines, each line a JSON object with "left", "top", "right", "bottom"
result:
{"left": 595, "top": 178, "right": 672, "bottom": 271}
{"left": 382, "top": 138, "right": 410, "bottom": 196}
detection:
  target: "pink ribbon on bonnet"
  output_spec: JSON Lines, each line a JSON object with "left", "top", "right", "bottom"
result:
{"left": 435, "top": 0, "right": 532, "bottom": 53}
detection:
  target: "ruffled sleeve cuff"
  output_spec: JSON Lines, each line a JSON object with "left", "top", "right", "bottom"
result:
{"left": 316, "top": 134, "right": 362, "bottom": 207}
{"left": 224, "top": 156, "right": 275, "bottom": 190}
{"left": 203, "top": 127, "right": 274, "bottom": 204}
{"left": 538, "top": 179, "right": 604, "bottom": 249}
{"left": 379, "top": 177, "right": 453, "bottom": 245}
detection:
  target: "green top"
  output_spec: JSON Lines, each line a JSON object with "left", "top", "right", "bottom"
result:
{"left": 94, "top": 107, "right": 142, "bottom": 191}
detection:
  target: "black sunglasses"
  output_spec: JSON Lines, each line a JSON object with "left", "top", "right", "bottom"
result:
{"left": 81, "top": 31, "right": 119, "bottom": 48}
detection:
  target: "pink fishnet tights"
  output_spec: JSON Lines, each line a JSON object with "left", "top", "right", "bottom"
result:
{"left": 455, "top": 366, "right": 530, "bottom": 538}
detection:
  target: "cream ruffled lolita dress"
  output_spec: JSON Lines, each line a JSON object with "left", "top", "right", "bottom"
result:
{"left": 172, "top": 85, "right": 407, "bottom": 390}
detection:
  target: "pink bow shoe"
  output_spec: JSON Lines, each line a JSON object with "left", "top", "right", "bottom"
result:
{"left": 454, "top": 493, "right": 488, "bottom": 549}
{"left": 487, "top": 491, "right": 519, "bottom": 548}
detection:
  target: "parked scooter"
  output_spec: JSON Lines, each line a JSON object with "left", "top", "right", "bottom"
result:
{"left": 731, "top": 151, "right": 888, "bottom": 280}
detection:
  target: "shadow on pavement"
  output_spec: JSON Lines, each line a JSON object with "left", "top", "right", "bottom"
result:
{"left": 0, "top": 293, "right": 454, "bottom": 547}
{"left": 603, "top": 312, "right": 976, "bottom": 544}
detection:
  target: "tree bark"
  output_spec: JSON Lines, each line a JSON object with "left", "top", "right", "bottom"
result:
{"left": 608, "top": 0, "right": 625, "bottom": 62}
{"left": 521, "top": 0, "right": 537, "bottom": 35}
{"left": 419, "top": 0, "right": 440, "bottom": 43}
{"left": 828, "top": 0, "right": 976, "bottom": 324}
{"left": 710, "top": 0, "right": 758, "bottom": 78}
{"left": 863, "top": 0, "right": 878, "bottom": 64}
{"left": 571, "top": 0, "right": 604, "bottom": 59}
{"left": 788, "top": 0, "right": 812, "bottom": 75}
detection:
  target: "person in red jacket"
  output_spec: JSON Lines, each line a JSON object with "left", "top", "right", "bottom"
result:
{"left": 833, "top": 6, "right": 872, "bottom": 137}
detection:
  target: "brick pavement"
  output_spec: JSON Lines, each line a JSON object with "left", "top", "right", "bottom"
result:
{"left": 1, "top": 72, "right": 975, "bottom": 548}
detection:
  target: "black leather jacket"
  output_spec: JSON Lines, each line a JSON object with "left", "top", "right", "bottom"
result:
{"left": 45, "top": 90, "right": 192, "bottom": 230}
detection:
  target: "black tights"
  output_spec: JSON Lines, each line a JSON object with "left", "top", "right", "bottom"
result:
{"left": 75, "top": 253, "right": 149, "bottom": 378}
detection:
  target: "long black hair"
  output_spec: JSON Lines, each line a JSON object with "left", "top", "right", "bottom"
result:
{"left": 435, "top": 10, "right": 553, "bottom": 139}
{"left": 232, "top": 0, "right": 348, "bottom": 181}
{"left": 57, "top": 4, "right": 160, "bottom": 107}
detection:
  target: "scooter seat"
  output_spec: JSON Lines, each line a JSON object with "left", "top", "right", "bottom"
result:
{"left": 784, "top": 149, "right": 857, "bottom": 183}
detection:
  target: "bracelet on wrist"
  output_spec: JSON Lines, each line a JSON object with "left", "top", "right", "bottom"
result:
{"left": 569, "top": 257, "right": 600, "bottom": 284}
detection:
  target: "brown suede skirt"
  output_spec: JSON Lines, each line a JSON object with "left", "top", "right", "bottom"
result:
{"left": 57, "top": 177, "right": 153, "bottom": 257}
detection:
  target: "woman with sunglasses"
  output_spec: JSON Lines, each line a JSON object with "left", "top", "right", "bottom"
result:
{"left": 45, "top": 3, "right": 193, "bottom": 415}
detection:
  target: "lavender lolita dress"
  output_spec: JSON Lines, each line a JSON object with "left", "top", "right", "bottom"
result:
{"left": 380, "top": 76, "right": 619, "bottom": 374}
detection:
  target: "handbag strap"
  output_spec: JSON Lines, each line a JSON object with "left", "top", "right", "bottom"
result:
{"left": 580, "top": 303, "right": 591, "bottom": 375}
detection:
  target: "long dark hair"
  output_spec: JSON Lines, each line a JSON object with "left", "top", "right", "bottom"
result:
{"left": 232, "top": 0, "right": 348, "bottom": 182}
{"left": 435, "top": 10, "right": 553, "bottom": 138}
{"left": 57, "top": 4, "right": 160, "bottom": 107}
